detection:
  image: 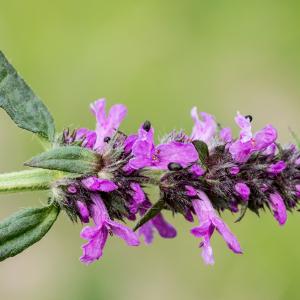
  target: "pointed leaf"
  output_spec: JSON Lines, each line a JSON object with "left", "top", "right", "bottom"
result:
{"left": 192, "top": 140, "right": 209, "bottom": 166}
{"left": 0, "top": 204, "right": 60, "bottom": 261}
{"left": 25, "top": 145, "right": 100, "bottom": 174}
{"left": 134, "top": 200, "right": 165, "bottom": 231}
{"left": 0, "top": 51, "right": 55, "bottom": 141}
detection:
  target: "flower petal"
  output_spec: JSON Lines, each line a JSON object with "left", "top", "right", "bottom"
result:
{"left": 139, "top": 221, "right": 154, "bottom": 245}
{"left": 269, "top": 193, "right": 287, "bottom": 225}
{"left": 80, "top": 226, "right": 108, "bottom": 264}
{"left": 191, "top": 108, "right": 217, "bottom": 143}
{"left": 90, "top": 99, "right": 127, "bottom": 150}
{"left": 152, "top": 213, "right": 177, "bottom": 239}
{"left": 212, "top": 217, "right": 243, "bottom": 254}
{"left": 156, "top": 142, "right": 199, "bottom": 169}
{"left": 82, "top": 177, "right": 118, "bottom": 192}
{"left": 254, "top": 125, "right": 277, "bottom": 151}
{"left": 108, "top": 220, "right": 140, "bottom": 246}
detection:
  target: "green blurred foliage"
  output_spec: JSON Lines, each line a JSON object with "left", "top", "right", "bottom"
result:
{"left": 1, "top": 1, "right": 300, "bottom": 299}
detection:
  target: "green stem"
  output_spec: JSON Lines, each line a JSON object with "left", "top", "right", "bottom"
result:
{"left": 0, "top": 169, "right": 60, "bottom": 193}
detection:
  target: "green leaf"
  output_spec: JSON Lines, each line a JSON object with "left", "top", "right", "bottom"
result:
{"left": 192, "top": 140, "right": 209, "bottom": 166}
{"left": 0, "top": 51, "right": 55, "bottom": 141}
{"left": 0, "top": 204, "right": 60, "bottom": 262}
{"left": 133, "top": 200, "right": 165, "bottom": 231}
{"left": 25, "top": 145, "right": 100, "bottom": 174}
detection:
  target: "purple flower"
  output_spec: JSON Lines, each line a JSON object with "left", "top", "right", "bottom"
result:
{"left": 269, "top": 193, "right": 287, "bottom": 225}
{"left": 190, "top": 164, "right": 205, "bottom": 177}
{"left": 235, "top": 183, "right": 250, "bottom": 201}
{"left": 91, "top": 99, "right": 127, "bottom": 151}
{"left": 235, "top": 111, "right": 252, "bottom": 142}
{"left": 76, "top": 201, "right": 90, "bottom": 223}
{"left": 190, "top": 107, "right": 217, "bottom": 143}
{"left": 82, "top": 177, "right": 118, "bottom": 192}
{"left": 187, "top": 187, "right": 242, "bottom": 265}
{"left": 80, "top": 194, "right": 139, "bottom": 264}
{"left": 267, "top": 161, "right": 287, "bottom": 175}
{"left": 229, "top": 140, "right": 253, "bottom": 163}
{"left": 254, "top": 125, "right": 278, "bottom": 151}
{"left": 67, "top": 185, "right": 78, "bottom": 194}
{"left": 128, "top": 124, "right": 199, "bottom": 170}
{"left": 129, "top": 183, "right": 146, "bottom": 214}
{"left": 220, "top": 127, "right": 232, "bottom": 143}
{"left": 74, "top": 99, "right": 127, "bottom": 153}
{"left": 139, "top": 213, "right": 177, "bottom": 245}
{"left": 124, "top": 134, "right": 138, "bottom": 153}
{"left": 263, "top": 143, "right": 277, "bottom": 156}
{"left": 229, "top": 112, "right": 277, "bottom": 162}
{"left": 229, "top": 166, "right": 240, "bottom": 175}
{"left": 74, "top": 128, "right": 97, "bottom": 149}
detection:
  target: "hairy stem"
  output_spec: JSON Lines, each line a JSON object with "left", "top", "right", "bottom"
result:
{"left": 0, "top": 169, "right": 61, "bottom": 193}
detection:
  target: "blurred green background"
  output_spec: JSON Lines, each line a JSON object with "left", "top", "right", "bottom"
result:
{"left": 1, "top": 1, "right": 300, "bottom": 299}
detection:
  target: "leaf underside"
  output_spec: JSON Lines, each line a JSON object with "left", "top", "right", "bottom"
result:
{"left": 0, "top": 51, "right": 55, "bottom": 141}
{"left": 0, "top": 204, "right": 60, "bottom": 262}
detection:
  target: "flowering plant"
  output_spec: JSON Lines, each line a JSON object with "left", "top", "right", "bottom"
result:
{"left": 0, "top": 51, "right": 299, "bottom": 265}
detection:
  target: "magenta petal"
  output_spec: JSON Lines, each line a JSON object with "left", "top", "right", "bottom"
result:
{"left": 129, "top": 183, "right": 146, "bottom": 214}
{"left": 132, "top": 127, "right": 155, "bottom": 157}
{"left": 80, "top": 225, "right": 99, "bottom": 239}
{"left": 139, "top": 222, "right": 154, "bottom": 245}
{"left": 254, "top": 125, "right": 277, "bottom": 151}
{"left": 235, "top": 112, "right": 252, "bottom": 142}
{"left": 229, "top": 140, "right": 253, "bottom": 163}
{"left": 235, "top": 182, "right": 250, "bottom": 201}
{"left": 190, "top": 164, "right": 205, "bottom": 177}
{"left": 152, "top": 214, "right": 177, "bottom": 239}
{"left": 269, "top": 193, "right": 287, "bottom": 225}
{"left": 200, "top": 236, "right": 215, "bottom": 265}
{"left": 124, "top": 134, "right": 138, "bottom": 153}
{"left": 108, "top": 220, "right": 140, "bottom": 246}
{"left": 184, "top": 209, "right": 194, "bottom": 222}
{"left": 190, "top": 221, "right": 212, "bottom": 237}
{"left": 90, "top": 99, "right": 127, "bottom": 151}
{"left": 156, "top": 142, "right": 199, "bottom": 169}
{"left": 263, "top": 143, "right": 277, "bottom": 156}
{"left": 129, "top": 157, "right": 152, "bottom": 169}
{"left": 229, "top": 166, "right": 240, "bottom": 175}
{"left": 267, "top": 161, "right": 286, "bottom": 175}
{"left": 76, "top": 201, "right": 90, "bottom": 223}
{"left": 75, "top": 128, "right": 97, "bottom": 149}
{"left": 80, "top": 226, "right": 108, "bottom": 265}
{"left": 220, "top": 127, "right": 232, "bottom": 143}
{"left": 82, "top": 177, "right": 118, "bottom": 192}
{"left": 191, "top": 192, "right": 242, "bottom": 262}
{"left": 185, "top": 185, "right": 198, "bottom": 197}
{"left": 191, "top": 107, "right": 217, "bottom": 143}
{"left": 212, "top": 217, "right": 242, "bottom": 254}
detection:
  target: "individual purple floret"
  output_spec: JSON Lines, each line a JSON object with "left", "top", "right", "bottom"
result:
{"left": 127, "top": 122, "right": 199, "bottom": 170}
{"left": 229, "top": 112, "right": 277, "bottom": 162}
{"left": 186, "top": 186, "right": 242, "bottom": 265}
{"left": 80, "top": 194, "right": 139, "bottom": 264}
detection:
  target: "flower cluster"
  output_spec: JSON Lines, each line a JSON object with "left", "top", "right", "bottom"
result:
{"left": 55, "top": 99, "right": 300, "bottom": 265}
